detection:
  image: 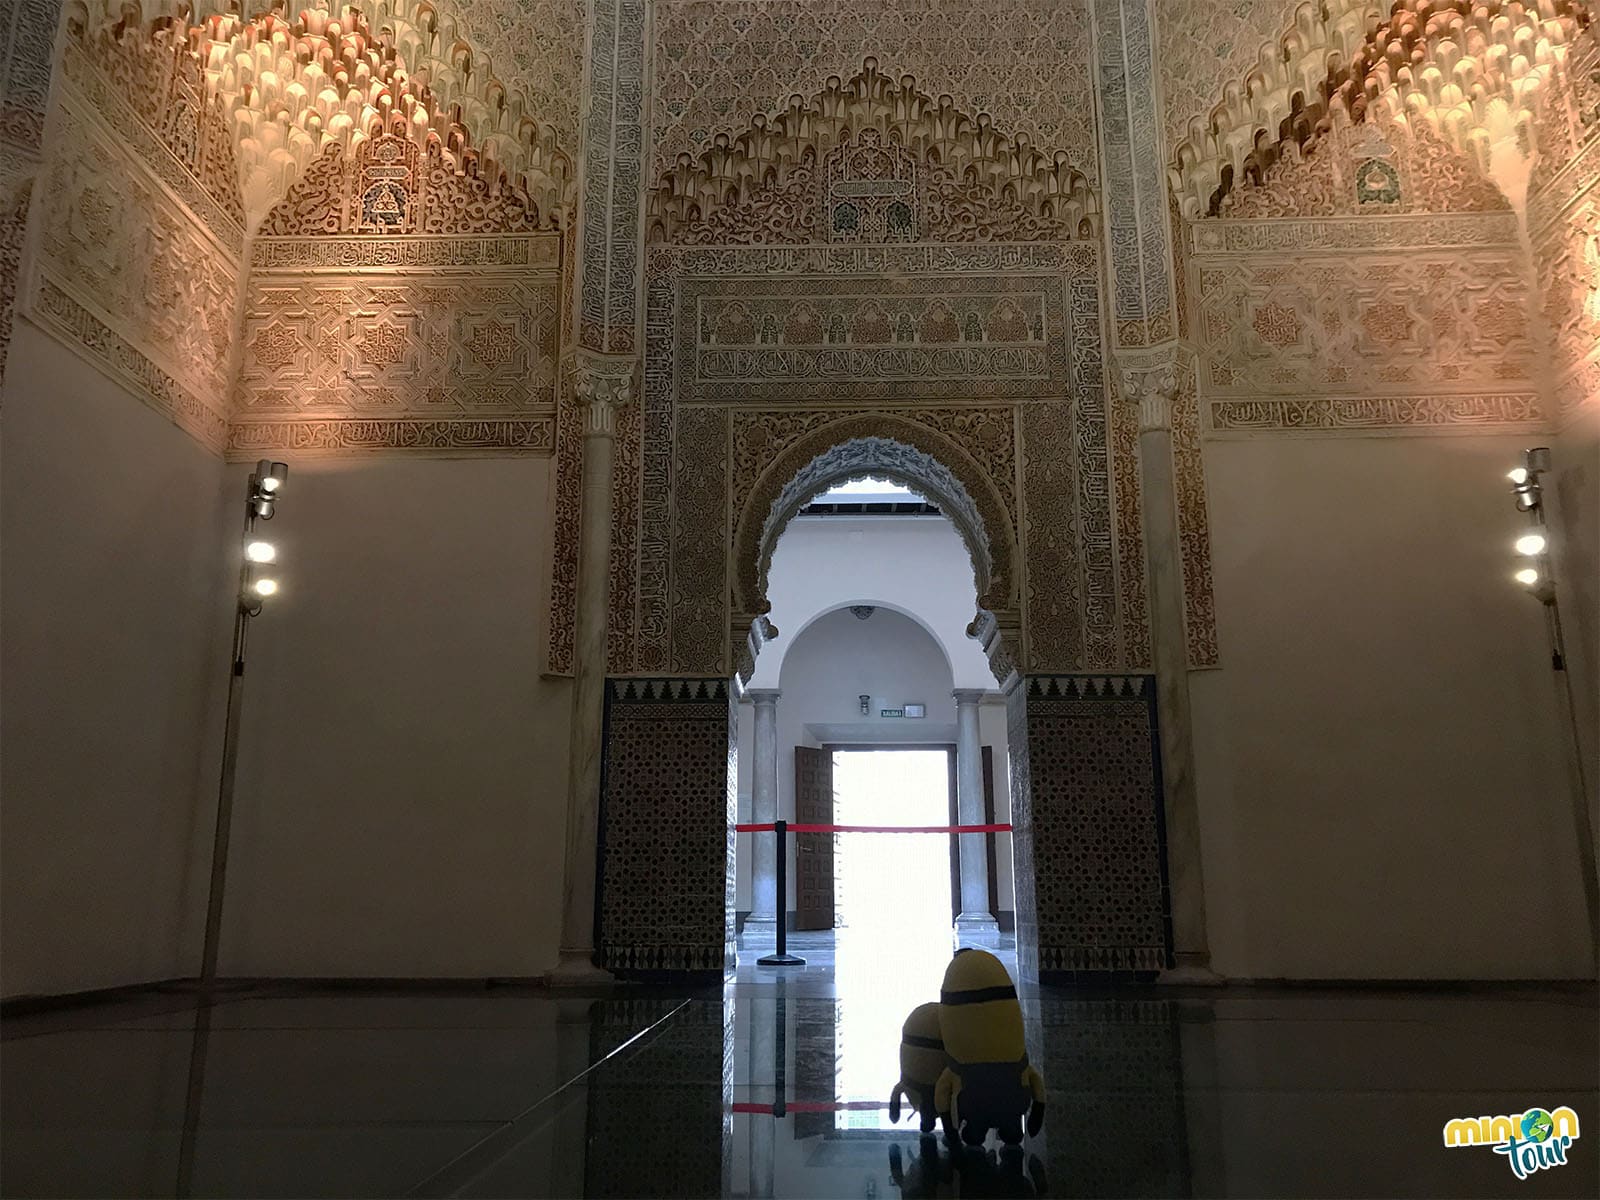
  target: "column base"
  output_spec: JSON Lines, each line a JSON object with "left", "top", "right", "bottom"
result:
{"left": 546, "top": 950, "right": 615, "bottom": 987}
{"left": 953, "top": 913, "right": 1002, "bottom": 948}
{"left": 740, "top": 915, "right": 779, "bottom": 949}
{"left": 1157, "top": 953, "right": 1224, "bottom": 986}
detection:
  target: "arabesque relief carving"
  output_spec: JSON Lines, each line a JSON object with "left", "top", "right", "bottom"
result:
{"left": 30, "top": 102, "right": 237, "bottom": 448}
{"left": 1169, "top": 0, "right": 1585, "bottom": 220}
{"left": 646, "top": 58, "right": 1098, "bottom": 245}
{"left": 1530, "top": 16, "right": 1600, "bottom": 423}
{"left": 72, "top": 0, "right": 575, "bottom": 227}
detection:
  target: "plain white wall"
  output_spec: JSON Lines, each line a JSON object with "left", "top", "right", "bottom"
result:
{"left": 218, "top": 456, "right": 571, "bottom": 978}
{"left": 1192, "top": 433, "right": 1594, "bottom": 979}
{"left": 748, "top": 515, "right": 994, "bottom": 689}
{"left": 1, "top": 324, "right": 230, "bottom": 999}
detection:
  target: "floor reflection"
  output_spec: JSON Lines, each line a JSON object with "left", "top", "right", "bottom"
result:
{"left": 2, "top": 956, "right": 1595, "bottom": 1198}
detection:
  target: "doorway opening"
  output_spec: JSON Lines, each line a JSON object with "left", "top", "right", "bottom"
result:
{"left": 833, "top": 748, "right": 954, "bottom": 943}
{"left": 832, "top": 746, "right": 956, "bottom": 1129}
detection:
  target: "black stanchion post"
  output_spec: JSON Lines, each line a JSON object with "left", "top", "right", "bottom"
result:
{"left": 772, "top": 978, "right": 788, "bottom": 1119}
{"left": 757, "top": 819, "right": 805, "bottom": 966}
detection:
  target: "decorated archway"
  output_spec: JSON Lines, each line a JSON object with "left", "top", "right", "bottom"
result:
{"left": 730, "top": 424, "right": 1021, "bottom": 686}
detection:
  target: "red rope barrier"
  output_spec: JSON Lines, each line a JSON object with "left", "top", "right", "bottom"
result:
{"left": 731, "top": 1100, "right": 888, "bottom": 1114}
{"left": 734, "top": 822, "right": 1011, "bottom": 833}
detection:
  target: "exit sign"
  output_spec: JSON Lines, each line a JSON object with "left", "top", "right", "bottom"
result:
{"left": 879, "top": 708, "right": 904, "bottom": 718}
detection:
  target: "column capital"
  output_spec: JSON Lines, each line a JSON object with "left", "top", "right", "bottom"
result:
{"left": 952, "top": 688, "right": 988, "bottom": 705}
{"left": 572, "top": 352, "right": 636, "bottom": 438}
{"left": 1117, "top": 347, "right": 1183, "bottom": 433}
{"left": 747, "top": 688, "right": 782, "bottom": 705}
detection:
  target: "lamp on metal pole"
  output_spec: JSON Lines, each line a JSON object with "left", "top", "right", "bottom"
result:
{"left": 197, "top": 459, "right": 288, "bottom": 987}
{"left": 1506, "top": 447, "right": 1598, "bottom": 967}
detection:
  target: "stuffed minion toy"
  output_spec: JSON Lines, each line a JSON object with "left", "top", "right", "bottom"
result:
{"left": 934, "top": 949, "right": 1046, "bottom": 1146}
{"left": 889, "top": 1001, "right": 948, "bottom": 1134}
{"left": 887, "top": 1141, "right": 952, "bottom": 1199}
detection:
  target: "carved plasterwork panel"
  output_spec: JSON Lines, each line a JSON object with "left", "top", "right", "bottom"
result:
{"left": 1531, "top": 24, "right": 1600, "bottom": 425}
{"left": 234, "top": 234, "right": 561, "bottom": 456}
{"left": 1166, "top": 0, "right": 1583, "bottom": 220}
{"left": 2, "top": 0, "right": 61, "bottom": 158}
{"left": 258, "top": 115, "right": 551, "bottom": 237}
{"left": 1093, "top": 0, "right": 1176, "bottom": 350}
{"left": 29, "top": 101, "right": 237, "bottom": 449}
{"left": 678, "top": 274, "right": 1066, "bottom": 403}
{"left": 62, "top": 26, "right": 245, "bottom": 242}
{"left": 575, "top": 0, "right": 647, "bottom": 353}
{"left": 75, "top": 2, "right": 576, "bottom": 228}
{"left": 0, "top": 161, "right": 30, "bottom": 386}
{"left": 1155, "top": 0, "right": 1307, "bottom": 155}
{"left": 650, "top": 0, "right": 1098, "bottom": 188}
{"left": 648, "top": 68, "right": 1098, "bottom": 246}
{"left": 544, "top": 236, "right": 1189, "bottom": 681}
{"left": 1219, "top": 118, "right": 1511, "bottom": 220}
{"left": 1190, "top": 215, "right": 1541, "bottom": 433}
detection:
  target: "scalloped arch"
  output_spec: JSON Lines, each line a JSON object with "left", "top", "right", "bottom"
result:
{"left": 731, "top": 416, "right": 1019, "bottom": 626}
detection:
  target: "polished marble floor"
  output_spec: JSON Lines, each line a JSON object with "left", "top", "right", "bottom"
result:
{"left": 2, "top": 933, "right": 1595, "bottom": 1198}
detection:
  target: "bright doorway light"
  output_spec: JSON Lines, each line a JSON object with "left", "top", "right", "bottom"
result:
{"left": 833, "top": 748, "right": 953, "bottom": 1129}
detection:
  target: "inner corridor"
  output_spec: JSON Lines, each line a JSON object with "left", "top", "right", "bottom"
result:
{"left": 3, "top": 956, "right": 1593, "bottom": 1198}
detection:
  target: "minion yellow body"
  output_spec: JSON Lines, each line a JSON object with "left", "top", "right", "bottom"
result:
{"left": 934, "top": 949, "right": 1045, "bottom": 1146}
{"left": 889, "top": 1001, "right": 947, "bottom": 1133}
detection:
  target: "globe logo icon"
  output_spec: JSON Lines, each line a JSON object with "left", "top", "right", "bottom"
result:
{"left": 1521, "top": 1109, "right": 1554, "bottom": 1144}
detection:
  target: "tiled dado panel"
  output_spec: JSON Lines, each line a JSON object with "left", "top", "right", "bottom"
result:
{"left": 1008, "top": 675, "right": 1171, "bottom": 980}
{"left": 1035, "top": 998, "right": 1190, "bottom": 1193}
{"left": 231, "top": 235, "right": 562, "bottom": 456}
{"left": 598, "top": 679, "right": 737, "bottom": 976}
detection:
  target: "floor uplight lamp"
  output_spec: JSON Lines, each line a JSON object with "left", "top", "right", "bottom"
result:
{"left": 198, "top": 459, "right": 289, "bottom": 986}
{"left": 1506, "top": 447, "right": 1598, "bottom": 966}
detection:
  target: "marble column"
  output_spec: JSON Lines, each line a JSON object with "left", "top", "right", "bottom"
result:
{"left": 953, "top": 689, "right": 1000, "bottom": 945}
{"left": 550, "top": 366, "right": 631, "bottom": 985}
{"left": 1121, "top": 360, "right": 1218, "bottom": 983}
{"left": 744, "top": 689, "right": 781, "bottom": 944}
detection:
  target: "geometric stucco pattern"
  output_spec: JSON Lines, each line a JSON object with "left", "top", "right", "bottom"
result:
{"left": 563, "top": 237, "right": 1152, "bottom": 686}
{"left": 1195, "top": 243, "right": 1537, "bottom": 412}
{"left": 29, "top": 99, "right": 238, "bottom": 449}
{"left": 231, "top": 241, "right": 561, "bottom": 456}
{"left": 1531, "top": 19, "right": 1600, "bottom": 425}
{"left": 234, "top": 99, "right": 567, "bottom": 455}
{"left": 1, "top": 0, "right": 59, "bottom": 385}
{"left": 1185, "top": 108, "right": 1546, "bottom": 434}
{"left": 650, "top": 0, "right": 1099, "bottom": 189}
{"left": 1093, "top": 0, "right": 1177, "bottom": 350}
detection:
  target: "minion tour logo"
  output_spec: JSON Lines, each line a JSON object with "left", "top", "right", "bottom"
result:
{"left": 1442, "top": 1106, "right": 1581, "bottom": 1180}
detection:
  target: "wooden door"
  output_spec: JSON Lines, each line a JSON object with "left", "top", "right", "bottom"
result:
{"left": 793, "top": 747, "right": 835, "bottom": 930}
